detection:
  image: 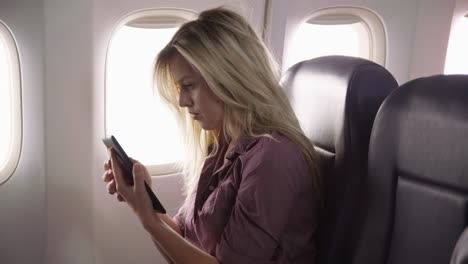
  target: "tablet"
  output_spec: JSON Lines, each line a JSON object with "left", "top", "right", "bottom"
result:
{"left": 102, "top": 135, "right": 166, "bottom": 214}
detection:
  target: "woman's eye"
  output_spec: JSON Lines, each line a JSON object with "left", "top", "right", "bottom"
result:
{"left": 181, "top": 84, "right": 194, "bottom": 91}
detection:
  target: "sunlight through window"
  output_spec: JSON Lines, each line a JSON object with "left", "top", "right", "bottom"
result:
{"left": 0, "top": 20, "right": 21, "bottom": 184}
{"left": 445, "top": 15, "right": 468, "bottom": 74}
{"left": 0, "top": 33, "right": 12, "bottom": 169}
{"left": 106, "top": 14, "right": 190, "bottom": 175}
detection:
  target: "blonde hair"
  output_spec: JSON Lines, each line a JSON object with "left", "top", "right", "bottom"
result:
{"left": 154, "top": 7, "right": 321, "bottom": 212}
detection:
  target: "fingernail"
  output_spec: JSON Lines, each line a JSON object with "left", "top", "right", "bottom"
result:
{"left": 134, "top": 163, "right": 141, "bottom": 173}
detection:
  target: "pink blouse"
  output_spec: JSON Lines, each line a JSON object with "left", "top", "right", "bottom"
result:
{"left": 174, "top": 131, "right": 318, "bottom": 264}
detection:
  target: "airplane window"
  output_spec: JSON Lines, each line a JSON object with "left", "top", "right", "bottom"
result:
{"left": 0, "top": 20, "right": 21, "bottom": 185}
{"left": 105, "top": 9, "right": 196, "bottom": 175}
{"left": 284, "top": 8, "right": 386, "bottom": 70}
{"left": 444, "top": 13, "right": 468, "bottom": 74}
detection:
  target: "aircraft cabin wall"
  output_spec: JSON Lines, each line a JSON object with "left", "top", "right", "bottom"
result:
{"left": 0, "top": 0, "right": 464, "bottom": 264}
{"left": 0, "top": 0, "right": 47, "bottom": 263}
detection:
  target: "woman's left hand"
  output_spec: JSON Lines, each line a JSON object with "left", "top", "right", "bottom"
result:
{"left": 110, "top": 150, "right": 159, "bottom": 224}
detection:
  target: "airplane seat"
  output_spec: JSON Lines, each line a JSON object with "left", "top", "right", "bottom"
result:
{"left": 451, "top": 227, "right": 468, "bottom": 264}
{"left": 280, "top": 55, "right": 398, "bottom": 264}
{"left": 354, "top": 74, "right": 468, "bottom": 264}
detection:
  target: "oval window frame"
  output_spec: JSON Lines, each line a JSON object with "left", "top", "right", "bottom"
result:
{"left": 291, "top": 6, "right": 387, "bottom": 66}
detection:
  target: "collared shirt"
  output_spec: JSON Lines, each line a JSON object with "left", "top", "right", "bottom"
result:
{"left": 174, "top": 131, "right": 318, "bottom": 264}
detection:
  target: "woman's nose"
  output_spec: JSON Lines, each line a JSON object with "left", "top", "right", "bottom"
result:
{"left": 178, "top": 91, "right": 193, "bottom": 107}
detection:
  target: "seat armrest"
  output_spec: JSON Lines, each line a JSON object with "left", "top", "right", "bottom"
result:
{"left": 451, "top": 227, "right": 468, "bottom": 264}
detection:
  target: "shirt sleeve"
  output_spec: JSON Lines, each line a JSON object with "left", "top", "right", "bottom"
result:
{"left": 215, "top": 140, "right": 309, "bottom": 264}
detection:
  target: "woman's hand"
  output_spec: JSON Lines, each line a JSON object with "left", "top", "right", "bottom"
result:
{"left": 102, "top": 154, "right": 124, "bottom": 202}
{"left": 102, "top": 150, "right": 157, "bottom": 224}
{"left": 103, "top": 152, "right": 152, "bottom": 201}
{"left": 103, "top": 151, "right": 218, "bottom": 264}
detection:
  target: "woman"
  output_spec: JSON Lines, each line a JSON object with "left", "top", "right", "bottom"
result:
{"left": 103, "top": 7, "right": 321, "bottom": 264}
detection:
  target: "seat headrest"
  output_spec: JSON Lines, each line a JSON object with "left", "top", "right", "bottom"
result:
{"left": 281, "top": 55, "right": 398, "bottom": 154}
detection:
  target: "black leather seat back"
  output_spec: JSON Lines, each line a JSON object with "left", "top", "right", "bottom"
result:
{"left": 355, "top": 75, "right": 468, "bottom": 264}
{"left": 280, "top": 55, "right": 398, "bottom": 264}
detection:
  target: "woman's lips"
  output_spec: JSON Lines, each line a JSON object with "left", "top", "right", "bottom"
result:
{"left": 190, "top": 112, "right": 200, "bottom": 119}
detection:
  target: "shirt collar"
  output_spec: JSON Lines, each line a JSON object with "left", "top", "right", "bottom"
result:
{"left": 225, "top": 134, "right": 263, "bottom": 161}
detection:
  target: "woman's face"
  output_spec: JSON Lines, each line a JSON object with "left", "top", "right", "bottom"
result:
{"left": 169, "top": 53, "right": 224, "bottom": 130}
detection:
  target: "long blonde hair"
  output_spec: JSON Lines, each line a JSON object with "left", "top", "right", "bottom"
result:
{"left": 154, "top": 7, "right": 321, "bottom": 211}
